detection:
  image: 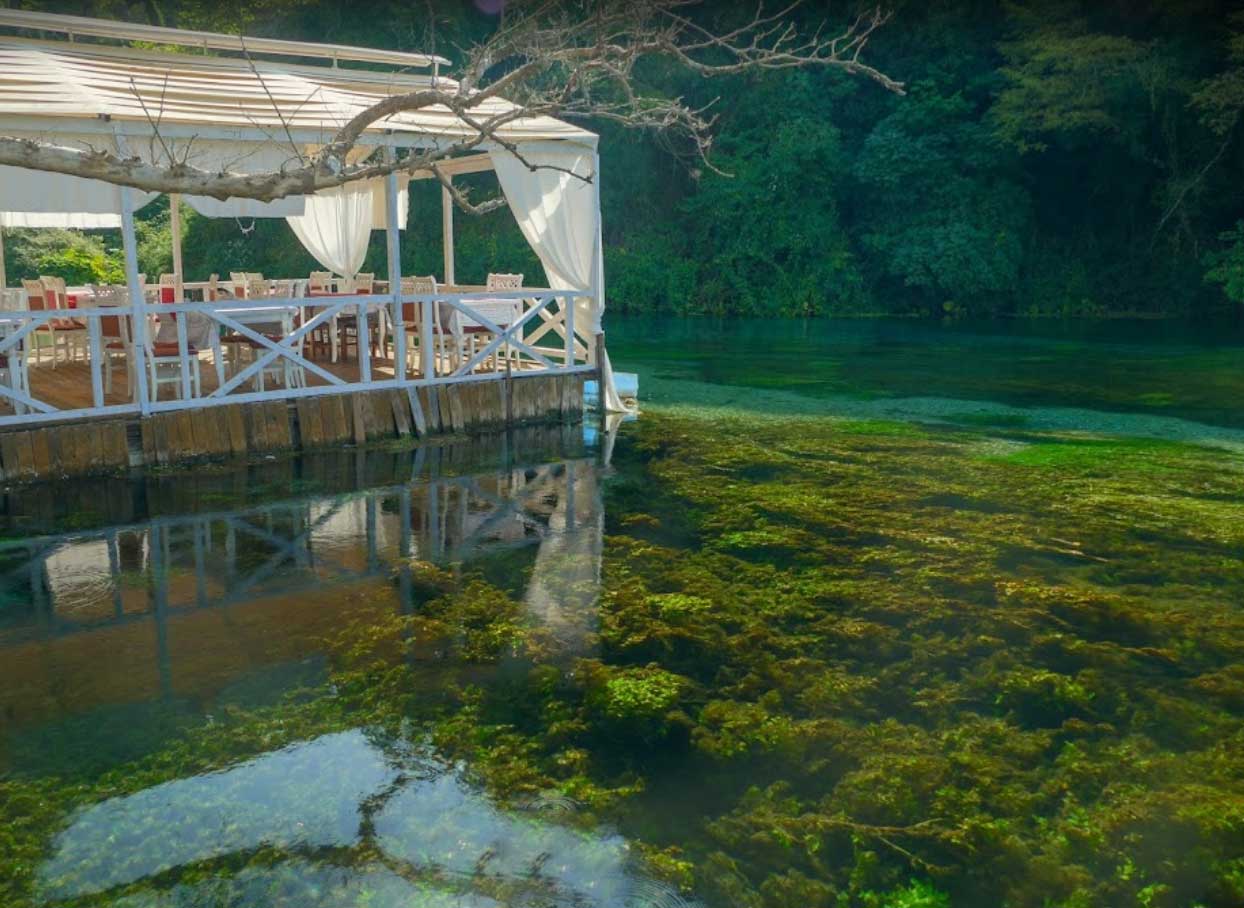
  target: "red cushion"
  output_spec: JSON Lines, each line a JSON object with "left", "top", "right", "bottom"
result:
{"left": 151, "top": 342, "right": 198, "bottom": 356}
{"left": 159, "top": 288, "right": 175, "bottom": 303}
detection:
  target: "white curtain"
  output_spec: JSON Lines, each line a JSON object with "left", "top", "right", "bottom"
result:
{"left": 491, "top": 140, "right": 627, "bottom": 412}
{"left": 285, "top": 177, "right": 408, "bottom": 277}
{"left": 285, "top": 182, "right": 376, "bottom": 277}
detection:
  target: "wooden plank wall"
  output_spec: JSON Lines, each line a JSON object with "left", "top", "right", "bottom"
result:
{"left": 0, "top": 373, "right": 587, "bottom": 483}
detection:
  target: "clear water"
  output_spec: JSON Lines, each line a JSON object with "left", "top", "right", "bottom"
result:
{"left": 2, "top": 317, "right": 1243, "bottom": 908}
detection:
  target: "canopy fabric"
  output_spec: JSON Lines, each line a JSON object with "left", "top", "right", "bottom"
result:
{"left": 0, "top": 132, "right": 159, "bottom": 222}
{"left": 1, "top": 209, "right": 122, "bottom": 229}
{"left": 176, "top": 140, "right": 297, "bottom": 217}
{"left": 492, "top": 142, "right": 624, "bottom": 411}
{"left": 285, "top": 182, "right": 376, "bottom": 278}
{"left": 0, "top": 38, "right": 596, "bottom": 147}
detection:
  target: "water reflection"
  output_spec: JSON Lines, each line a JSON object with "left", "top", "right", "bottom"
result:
{"left": 39, "top": 728, "right": 657, "bottom": 907}
{"left": 0, "top": 428, "right": 606, "bottom": 755}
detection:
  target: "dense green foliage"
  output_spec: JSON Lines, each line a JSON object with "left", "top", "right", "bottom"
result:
{"left": 4, "top": 0, "right": 1244, "bottom": 317}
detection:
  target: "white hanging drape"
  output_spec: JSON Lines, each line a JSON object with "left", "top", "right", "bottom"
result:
{"left": 285, "top": 177, "right": 408, "bottom": 277}
{"left": 491, "top": 140, "right": 626, "bottom": 412}
{"left": 285, "top": 182, "right": 376, "bottom": 277}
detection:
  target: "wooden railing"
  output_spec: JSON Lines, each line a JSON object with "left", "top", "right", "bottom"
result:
{"left": 0, "top": 288, "right": 595, "bottom": 427}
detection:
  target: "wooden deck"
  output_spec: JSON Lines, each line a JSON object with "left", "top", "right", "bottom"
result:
{"left": 0, "top": 370, "right": 588, "bottom": 483}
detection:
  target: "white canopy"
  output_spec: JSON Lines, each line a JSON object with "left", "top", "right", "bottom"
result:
{"left": 0, "top": 37, "right": 596, "bottom": 147}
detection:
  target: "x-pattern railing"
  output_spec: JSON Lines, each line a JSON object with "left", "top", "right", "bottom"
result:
{"left": 0, "top": 287, "right": 595, "bottom": 427}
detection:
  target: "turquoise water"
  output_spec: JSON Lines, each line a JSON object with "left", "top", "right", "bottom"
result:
{"left": 2, "top": 318, "right": 1244, "bottom": 908}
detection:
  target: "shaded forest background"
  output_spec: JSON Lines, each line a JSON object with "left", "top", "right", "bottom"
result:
{"left": 4, "top": 0, "right": 1244, "bottom": 319}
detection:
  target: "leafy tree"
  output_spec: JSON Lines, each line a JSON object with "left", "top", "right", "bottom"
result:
{"left": 854, "top": 82, "right": 1030, "bottom": 315}
{"left": 1205, "top": 221, "right": 1244, "bottom": 304}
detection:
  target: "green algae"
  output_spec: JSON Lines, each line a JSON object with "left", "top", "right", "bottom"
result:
{"left": 3, "top": 406, "right": 1244, "bottom": 908}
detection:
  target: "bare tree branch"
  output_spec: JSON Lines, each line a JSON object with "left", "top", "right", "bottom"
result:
{"left": 0, "top": 0, "right": 903, "bottom": 212}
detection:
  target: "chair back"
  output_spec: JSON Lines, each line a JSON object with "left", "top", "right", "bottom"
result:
{"left": 206, "top": 274, "right": 220, "bottom": 302}
{"left": 309, "top": 271, "right": 332, "bottom": 293}
{"left": 39, "top": 275, "right": 68, "bottom": 308}
{"left": 96, "top": 289, "right": 131, "bottom": 345}
{"left": 486, "top": 273, "right": 524, "bottom": 291}
{"left": 353, "top": 273, "right": 374, "bottom": 294}
{"left": 400, "top": 276, "right": 437, "bottom": 323}
{"left": 22, "top": 279, "right": 48, "bottom": 310}
{"left": 247, "top": 278, "right": 270, "bottom": 300}
{"left": 230, "top": 272, "right": 249, "bottom": 298}
{"left": 158, "top": 272, "right": 178, "bottom": 304}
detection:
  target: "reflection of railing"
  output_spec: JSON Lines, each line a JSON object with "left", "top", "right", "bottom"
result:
{"left": 0, "top": 457, "right": 599, "bottom": 645}
{"left": 0, "top": 289, "right": 594, "bottom": 427}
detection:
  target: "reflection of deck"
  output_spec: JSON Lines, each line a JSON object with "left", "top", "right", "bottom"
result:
{"left": 0, "top": 441, "right": 603, "bottom": 738}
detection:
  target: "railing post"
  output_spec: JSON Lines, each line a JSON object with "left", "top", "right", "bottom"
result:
{"left": 170, "top": 193, "right": 184, "bottom": 302}
{"left": 120, "top": 185, "right": 152, "bottom": 414}
{"left": 357, "top": 293, "right": 372, "bottom": 384}
{"left": 422, "top": 296, "right": 435, "bottom": 379}
{"left": 88, "top": 315, "right": 103, "bottom": 407}
{"left": 441, "top": 181, "right": 455, "bottom": 285}
{"left": 384, "top": 146, "right": 405, "bottom": 380}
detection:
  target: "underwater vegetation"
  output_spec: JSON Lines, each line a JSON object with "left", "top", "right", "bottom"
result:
{"left": 2, "top": 408, "right": 1244, "bottom": 908}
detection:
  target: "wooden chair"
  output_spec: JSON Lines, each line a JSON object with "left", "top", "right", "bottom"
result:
{"left": 148, "top": 282, "right": 201, "bottom": 400}
{"left": 158, "top": 273, "right": 178, "bottom": 303}
{"left": 25, "top": 278, "right": 85, "bottom": 368}
{"left": 337, "top": 273, "right": 380, "bottom": 362}
{"left": 306, "top": 272, "right": 335, "bottom": 360}
{"left": 229, "top": 272, "right": 249, "bottom": 299}
{"left": 467, "top": 272, "right": 525, "bottom": 370}
{"left": 399, "top": 276, "right": 458, "bottom": 376}
{"left": 246, "top": 281, "right": 305, "bottom": 392}
{"left": 94, "top": 286, "right": 134, "bottom": 399}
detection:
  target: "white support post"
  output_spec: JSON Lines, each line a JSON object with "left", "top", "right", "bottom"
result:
{"left": 384, "top": 147, "right": 405, "bottom": 379}
{"left": 421, "top": 296, "right": 435, "bottom": 379}
{"left": 591, "top": 151, "right": 604, "bottom": 367}
{"left": 169, "top": 193, "right": 184, "bottom": 301}
{"left": 0, "top": 226, "right": 6, "bottom": 291}
{"left": 564, "top": 292, "right": 574, "bottom": 367}
{"left": 441, "top": 182, "right": 455, "bottom": 286}
{"left": 357, "top": 295, "right": 372, "bottom": 384}
{"left": 88, "top": 316, "right": 103, "bottom": 407}
{"left": 120, "top": 187, "right": 152, "bottom": 414}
